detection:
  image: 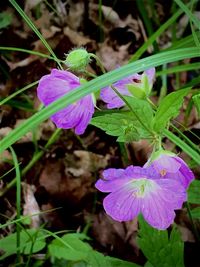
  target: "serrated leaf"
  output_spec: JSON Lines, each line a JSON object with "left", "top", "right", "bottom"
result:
{"left": 91, "top": 111, "right": 151, "bottom": 142}
{"left": 123, "top": 96, "right": 154, "bottom": 131}
{"left": 137, "top": 216, "right": 184, "bottom": 267}
{"left": 0, "top": 229, "right": 46, "bottom": 260}
{"left": 153, "top": 88, "right": 190, "bottom": 133}
{"left": 188, "top": 180, "right": 200, "bottom": 204}
{"left": 193, "top": 94, "right": 200, "bottom": 117}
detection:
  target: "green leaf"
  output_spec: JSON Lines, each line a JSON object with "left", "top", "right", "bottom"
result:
{"left": 91, "top": 111, "right": 151, "bottom": 142}
{"left": 153, "top": 88, "right": 190, "bottom": 133}
{"left": 137, "top": 216, "right": 184, "bottom": 267}
{"left": 0, "top": 12, "right": 12, "bottom": 29}
{"left": 106, "top": 256, "right": 141, "bottom": 267}
{"left": 188, "top": 180, "right": 200, "bottom": 204}
{"left": 190, "top": 207, "right": 200, "bottom": 219}
{"left": 49, "top": 233, "right": 92, "bottom": 261}
{"left": 193, "top": 94, "right": 200, "bottom": 117}
{"left": 48, "top": 233, "right": 141, "bottom": 267}
{"left": 124, "top": 96, "right": 154, "bottom": 132}
{"left": 0, "top": 229, "right": 46, "bottom": 260}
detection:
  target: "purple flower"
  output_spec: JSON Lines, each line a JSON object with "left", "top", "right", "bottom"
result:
{"left": 144, "top": 151, "right": 195, "bottom": 189}
{"left": 100, "top": 68, "right": 155, "bottom": 109}
{"left": 37, "top": 69, "right": 94, "bottom": 135}
{"left": 95, "top": 166, "right": 186, "bottom": 230}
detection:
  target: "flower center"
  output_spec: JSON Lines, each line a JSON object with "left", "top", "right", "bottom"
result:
{"left": 130, "top": 178, "right": 156, "bottom": 198}
{"left": 160, "top": 169, "right": 167, "bottom": 176}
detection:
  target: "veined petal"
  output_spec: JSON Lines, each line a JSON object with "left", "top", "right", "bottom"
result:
{"left": 37, "top": 69, "right": 80, "bottom": 106}
{"left": 174, "top": 157, "right": 195, "bottom": 187}
{"left": 151, "top": 155, "right": 181, "bottom": 173}
{"left": 103, "top": 185, "right": 141, "bottom": 222}
{"left": 141, "top": 178, "right": 186, "bottom": 230}
{"left": 37, "top": 69, "right": 95, "bottom": 134}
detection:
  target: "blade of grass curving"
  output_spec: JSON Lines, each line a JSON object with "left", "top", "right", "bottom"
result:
{"left": 170, "top": 124, "right": 200, "bottom": 154}
{"left": 181, "top": 76, "right": 200, "bottom": 88}
{"left": 167, "top": 31, "right": 200, "bottom": 50}
{"left": 174, "top": 0, "right": 200, "bottom": 29}
{"left": 164, "top": 129, "right": 200, "bottom": 164}
{"left": 9, "top": 146, "right": 21, "bottom": 263}
{"left": 129, "top": 8, "right": 183, "bottom": 61}
{"left": 156, "top": 62, "right": 200, "bottom": 76}
{"left": 9, "top": 0, "right": 62, "bottom": 68}
{"left": 0, "top": 81, "right": 39, "bottom": 106}
{"left": 0, "top": 46, "right": 55, "bottom": 60}
{"left": 0, "top": 48, "right": 200, "bottom": 154}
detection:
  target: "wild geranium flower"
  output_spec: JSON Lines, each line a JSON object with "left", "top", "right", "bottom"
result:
{"left": 144, "top": 150, "right": 195, "bottom": 189}
{"left": 95, "top": 166, "right": 186, "bottom": 230}
{"left": 100, "top": 68, "right": 155, "bottom": 109}
{"left": 37, "top": 69, "right": 94, "bottom": 135}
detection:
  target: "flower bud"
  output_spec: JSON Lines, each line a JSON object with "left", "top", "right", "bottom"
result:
{"left": 64, "top": 48, "right": 91, "bottom": 71}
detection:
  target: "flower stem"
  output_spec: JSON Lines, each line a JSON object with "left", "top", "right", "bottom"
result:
{"left": 89, "top": 54, "right": 106, "bottom": 74}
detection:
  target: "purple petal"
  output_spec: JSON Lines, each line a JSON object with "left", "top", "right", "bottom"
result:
{"left": 103, "top": 185, "right": 141, "bottom": 222}
{"left": 37, "top": 69, "right": 80, "bottom": 106}
{"left": 145, "top": 67, "right": 155, "bottom": 85}
{"left": 145, "top": 154, "right": 195, "bottom": 189}
{"left": 151, "top": 155, "right": 181, "bottom": 173}
{"left": 95, "top": 166, "right": 156, "bottom": 193}
{"left": 174, "top": 157, "right": 195, "bottom": 187}
{"left": 100, "top": 68, "right": 155, "bottom": 109}
{"left": 142, "top": 179, "right": 186, "bottom": 230}
{"left": 37, "top": 69, "right": 94, "bottom": 134}
{"left": 95, "top": 168, "right": 132, "bottom": 193}
{"left": 100, "top": 80, "right": 131, "bottom": 109}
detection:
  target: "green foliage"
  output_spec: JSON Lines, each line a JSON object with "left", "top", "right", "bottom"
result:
{"left": 49, "top": 233, "right": 141, "bottom": 267}
{"left": 91, "top": 97, "right": 153, "bottom": 142}
{"left": 137, "top": 216, "right": 184, "bottom": 267}
{"left": 193, "top": 94, "right": 200, "bottom": 117}
{"left": 0, "top": 229, "right": 46, "bottom": 260}
{"left": 0, "top": 12, "right": 12, "bottom": 29}
{"left": 190, "top": 207, "right": 200, "bottom": 219}
{"left": 153, "top": 88, "right": 190, "bottom": 133}
{"left": 91, "top": 111, "right": 151, "bottom": 142}
{"left": 188, "top": 180, "right": 200, "bottom": 204}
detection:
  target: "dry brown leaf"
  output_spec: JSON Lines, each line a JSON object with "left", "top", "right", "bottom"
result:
{"left": 23, "top": 183, "right": 41, "bottom": 228}
{"left": 24, "top": 0, "right": 43, "bottom": 12}
{"left": 64, "top": 27, "right": 93, "bottom": 46}
{"left": 66, "top": 150, "right": 109, "bottom": 177}
{"left": 67, "top": 1, "right": 85, "bottom": 30}
{"left": 97, "top": 40, "right": 130, "bottom": 71}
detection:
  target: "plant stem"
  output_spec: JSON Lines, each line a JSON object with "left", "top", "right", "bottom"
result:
{"left": 9, "top": 146, "right": 21, "bottom": 264}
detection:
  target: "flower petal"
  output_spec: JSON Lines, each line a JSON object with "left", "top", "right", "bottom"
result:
{"left": 37, "top": 69, "right": 94, "bottom": 134}
{"left": 141, "top": 179, "right": 186, "bottom": 230}
{"left": 103, "top": 185, "right": 141, "bottom": 222}
{"left": 37, "top": 69, "right": 80, "bottom": 106}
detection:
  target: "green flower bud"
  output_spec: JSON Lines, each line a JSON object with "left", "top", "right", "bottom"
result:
{"left": 64, "top": 48, "right": 91, "bottom": 71}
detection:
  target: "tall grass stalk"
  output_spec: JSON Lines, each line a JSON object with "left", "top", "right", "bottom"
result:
{"left": 9, "top": 146, "right": 21, "bottom": 264}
